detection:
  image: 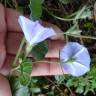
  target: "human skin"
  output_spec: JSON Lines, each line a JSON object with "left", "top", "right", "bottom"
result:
{"left": 0, "top": 3, "right": 66, "bottom": 95}
{"left": 0, "top": 6, "right": 66, "bottom": 76}
{"left": 0, "top": 74, "right": 12, "bottom": 96}
{"left": 0, "top": 3, "right": 12, "bottom": 96}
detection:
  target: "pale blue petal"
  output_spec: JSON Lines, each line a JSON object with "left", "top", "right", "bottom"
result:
{"left": 60, "top": 43, "right": 74, "bottom": 62}
{"left": 18, "top": 16, "right": 37, "bottom": 43}
{"left": 60, "top": 42, "right": 83, "bottom": 61}
{"left": 69, "top": 42, "right": 83, "bottom": 54}
{"left": 60, "top": 42, "right": 91, "bottom": 76}
{"left": 62, "top": 62, "right": 90, "bottom": 76}
{"left": 30, "top": 27, "right": 56, "bottom": 45}
{"left": 73, "top": 47, "right": 90, "bottom": 68}
{"left": 18, "top": 16, "right": 56, "bottom": 45}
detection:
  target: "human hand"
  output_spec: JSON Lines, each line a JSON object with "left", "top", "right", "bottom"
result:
{"left": 0, "top": 4, "right": 66, "bottom": 76}
{"left": 0, "top": 3, "right": 65, "bottom": 95}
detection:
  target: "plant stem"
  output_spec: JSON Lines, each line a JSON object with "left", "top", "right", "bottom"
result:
{"left": 74, "top": 21, "right": 84, "bottom": 45}
{"left": 65, "top": 34, "right": 69, "bottom": 43}
{"left": 12, "top": 37, "right": 25, "bottom": 67}
{"left": 45, "top": 77, "right": 64, "bottom": 96}
{"left": 57, "top": 33, "right": 96, "bottom": 40}
{"left": 32, "top": 60, "right": 60, "bottom": 64}
{"left": 43, "top": 7, "right": 74, "bottom": 21}
{"left": 74, "top": 6, "right": 86, "bottom": 20}
{"left": 26, "top": 45, "right": 33, "bottom": 58}
{"left": 10, "top": 65, "right": 20, "bottom": 76}
{"left": 59, "top": 64, "right": 75, "bottom": 96}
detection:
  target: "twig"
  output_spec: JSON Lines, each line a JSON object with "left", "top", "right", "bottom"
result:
{"left": 32, "top": 60, "right": 59, "bottom": 64}
{"left": 45, "top": 77, "right": 65, "bottom": 96}
{"left": 12, "top": 37, "right": 25, "bottom": 67}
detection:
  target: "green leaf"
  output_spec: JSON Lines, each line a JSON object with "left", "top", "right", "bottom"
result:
{"left": 29, "top": 0, "right": 43, "bottom": 20}
{"left": 14, "top": 86, "right": 30, "bottom": 96}
{"left": 66, "top": 79, "right": 75, "bottom": 87}
{"left": 84, "top": 22, "right": 94, "bottom": 29}
{"left": 30, "top": 88, "right": 41, "bottom": 93}
{"left": 59, "top": 0, "right": 71, "bottom": 4}
{"left": 9, "top": 77, "right": 30, "bottom": 96}
{"left": 19, "top": 74, "right": 31, "bottom": 86}
{"left": 66, "top": 6, "right": 92, "bottom": 20}
{"left": 76, "top": 86, "right": 84, "bottom": 94}
{"left": 47, "top": 91, "right": 54, "bottom": 96}
{"left": 55, "top": 75, "right": 65, "bottom": 84}
{"left": 66, "top": 24, "right": 82, "bottom": 35}
{"left": 18, "top": 58, "right": 32, "bottom": 86}
{"left": 20, "top": 59, "right": 32, "bottom": 74}
{"left": 74, "top": 6, "right": 92, "bottom": 20}
{"left": 92, "top": 80, "right": 96, "bottom": 89}
{"left": 31, "top": 41, "right": 48, "bottom": 60}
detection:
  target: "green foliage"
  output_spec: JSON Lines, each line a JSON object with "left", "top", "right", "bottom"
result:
{"left": 18, "top": 57, "right": 32, "bottom": 86}
{"left": 9, "top": 77, "right": 30, "bottom": 96}
{"left": 12, "top": 54, "right": 32, "bottom": 86}
{"left": 29, "top": 0, "right": 44, "bottom": 20}
{"left": 9, "top": 77, "right": 41, "bottom": 96}
{"left": 66, "top": 24, "right": 82, "bottom": 35}
{"left": 28, "top": 77, "right": 72, "bottom": 96}
{"left": 55, "top": 75, "right": 66, "bottom": 84}
{"left": 66, "top": 6, "right": 92, "bottom": 20}
{"left": 74, "top": 6, "right": 92, "bottom": 20}
{"left": 29, "top": 78, "right": 41, "bottom": 94}
{"left": 19, "top": 74, "right": 31, "bottom": 86}
{"left": 84, "top": 22, "right": 94, "bottom": 29}
{"left": 55, "top": 64, "right": 96, "bottom": 95}
{"left": 31, "top": 41, "right": 48, "bottom": 60}
{"left": 29, "top": 0, "right": 48, "bottom": 60}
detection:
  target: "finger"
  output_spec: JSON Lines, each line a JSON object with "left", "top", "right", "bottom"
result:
{"left": 0, "top": 74, "right": 12, "bottom": 96}
{"left": 6, "top": 8, "right": 22, "bottom": 32}
{"left": 0, "top": 4, "right": 6, "bottom": 68}
{"left": 7, "top": 31, "right": 64, "bottom": 58}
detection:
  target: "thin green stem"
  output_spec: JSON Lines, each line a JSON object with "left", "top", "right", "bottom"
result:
{"left": 68, "top": 34, "right": 96, "bottom": 40}
{"left": 57, "top": 33, "right": 96, "bottom": 40}
{"left": 10, "top": 65, "right": 20, "bottom": 75}
{"left": 8, "top": 65, "right": 20, "bottom": 79}
{"left": 74, "top": 6, "right": 86, "bottom": 20}
{"left": 24, "top": 45, "right": 34, "bottom": 60}
{"left": 59, "top": 63, "right": 75, "bottom": 96}
{"left": 65, "top": 34, "right": 69, "bottom": 43}
{"left": 12, "top": 37, "right": 25, "bottom": 67}
{"left": 74, "top": 21, "right": 84, "bottom": 45}
{"left": 32, "top": 60, "right": 60, "bottom": 64}
{"left": 43, "top": 7, "right": 74, "bottom": 21}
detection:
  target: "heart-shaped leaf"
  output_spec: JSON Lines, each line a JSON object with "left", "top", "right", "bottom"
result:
{"left": 29, "top": 0, "right": 43, "bottom": 20}
{"left": 31, "top": 41, "right": 48, "bottom": 60}
{"left": 18, "top": 58, "right": 32, "bottom": 86}
{"left": 9, "top": 77, "right": 30, "bottom": 96}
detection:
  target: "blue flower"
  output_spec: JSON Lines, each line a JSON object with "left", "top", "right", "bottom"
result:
{"left": 18, "top": 16, "right": 56, "bottom": 45}
{"left": 60, "top": 42, "right": 91, "bottom": 76}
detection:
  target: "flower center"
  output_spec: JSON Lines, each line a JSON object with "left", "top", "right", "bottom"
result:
{"left": 62, "top": 58, "right": 76, "bottom": 64}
